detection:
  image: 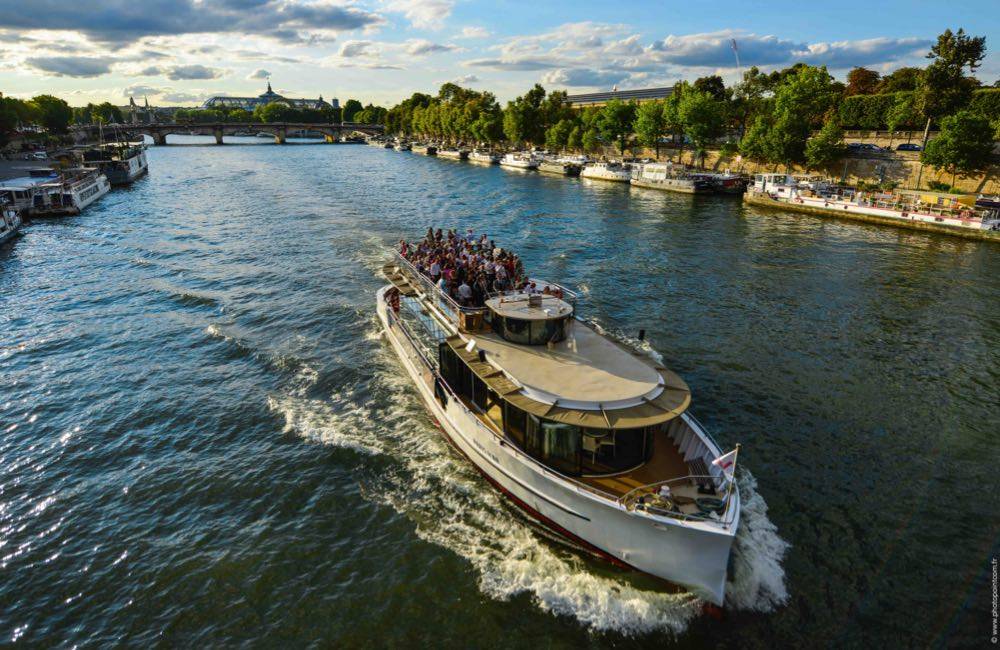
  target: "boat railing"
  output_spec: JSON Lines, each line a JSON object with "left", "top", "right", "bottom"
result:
{"left": 618, "top": 473, "right": 739, "bottom": 528}
{"left": 386, "top": 305, "right": 619, "bottom": 503}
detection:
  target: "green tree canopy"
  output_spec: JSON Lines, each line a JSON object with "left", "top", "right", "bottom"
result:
{"left": 920, "top": 109, "right": 995, "bottom": 184}
{"left": 596, "top": 99, "right": 636, "bottom": 155}
{"left": 805, "top": 119, "right": 846, "bottom": 171}
{"left": 845, "top": 67, "right": 881, "bottom": 95}
{"left": 917, "top": 28, "right": 987, "bottom": 123}
{"left": 634, "top": 100, "right": 666, "bottom": 156}
{"left": 677, "top": 90, "right": 725, "bottom": 163}
{"left": 342, "top": 99, "right": 363, "bottom": 121}
{"left": 29, "top": 94, "right": 72, "bottom": 133}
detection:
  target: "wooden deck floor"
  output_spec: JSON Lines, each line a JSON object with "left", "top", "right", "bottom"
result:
{"left": 578, "top": 433, "right": 689, "bottom": 497}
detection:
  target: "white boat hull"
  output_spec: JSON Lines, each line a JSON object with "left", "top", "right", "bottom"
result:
{"left": 376, "top": 285, "right": 738, "bottom": 604}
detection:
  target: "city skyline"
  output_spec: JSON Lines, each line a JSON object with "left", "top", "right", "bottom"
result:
{"left": 1, "top": 0, "right": 998, "bottom": 107}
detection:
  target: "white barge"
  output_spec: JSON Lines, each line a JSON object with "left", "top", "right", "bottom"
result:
{"left": 377, "top": 243, "right": 742, "bottom": 604}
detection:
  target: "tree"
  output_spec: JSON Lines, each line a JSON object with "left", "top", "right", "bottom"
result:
{"left": 634, "top": 100, "right": 666, "bottom": 156}
{"left": 693, "top": 75, "right": 727, "bottom": 101}
{"left": 92, "top": 102, "right": 123, "bottom": 124}
{"left": 885, "top": 93, "right": 918, "bottom": 146}
{"left": 581, "top": 127, "right": 601, "bottom": 154}
{"left": 29, "top": 94, "right": 72, "bottom": 133}
{"left": 596, "top": 99, "right": 636, "bottom": 155}
{"left": 845, "top": 67, "right": 881, "bottom": 96}
{"left": 254, "top": 102, "right": 298, "bottom": 122}
{"left": 920, "top": 109, "right": 995, "bottom": 187}
{"left": 739, "top": 115, "right": 770, "bottom": 163}
{"left": 677, "top": 90, "right": 724, "bottom": 166}
{"left": 544, "top": 118, "right": 576, "bottom": 151}
{"left": 567, "top": 125, "right": 582, "bottom": 150}
{"left": 805, "top": 119, "right": 846, "bottom": 171}
{"left": 342, "top": 99, "right": 363, "bottom": 121}
{"left": 917, "top": 28, "right": 987, "bottom": 123}
{"left": 876, "top": 67, "right": 922, "bottom": 93}
{"left": 766, "top": 111, "right": 810, "bottom": 169}
{"left": 0, "top": 96, "right": 33, "bottom": 145}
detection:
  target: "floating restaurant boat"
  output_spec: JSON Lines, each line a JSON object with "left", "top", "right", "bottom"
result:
{"left": 538, "top": 158, "right": 582, "bottom": 177}
{"left": 580, "top": 161, "right": 633, "bottom": 183}
{"left": 746, "top": 174, "right": 1000, "bottom": 240}
{"left": 0, "top": 198, "right": 22, "bottom": 245}
{"left": 0, "top": 168, "right": 111, "bottom": 217}
{"left": 79, "top": 141, "right": 149, "bottom": 185}
{"left": 500, "top": 152, "right": 540, "bottom": 169}
{"left": 469, "top": 150, "right": 501, "bottom": 165}
{"left": 437, "top": 148, "right": 470, "bottom": 160}
{"left": 377, "top": 239, "right": 742, "bottom": 604}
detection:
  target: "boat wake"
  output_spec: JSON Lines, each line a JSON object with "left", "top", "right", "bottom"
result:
{"left": 269, "top": 319, "right": 791, "bottom": 636}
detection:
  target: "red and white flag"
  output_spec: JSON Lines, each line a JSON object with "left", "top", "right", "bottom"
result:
{"left": 712, "top": 448, "right": 738, "bottom": 479}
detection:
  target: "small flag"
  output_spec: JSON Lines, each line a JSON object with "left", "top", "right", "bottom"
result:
{"left": 712, "top": 448, "right": 738, "bottom": 479}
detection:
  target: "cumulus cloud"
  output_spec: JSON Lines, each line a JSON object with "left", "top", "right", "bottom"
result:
{"left": 794, "top": 37, "right": 931, "bottom": 68}
{"left": 25, "top": 55, "right": 114, "bottom": 77}
{"left": 542, "top": 68, "right": 625, "bottom": 87}
{"left": 339, "top": 40, "right": 377, "bottom": 57}
{"left": 384, "top": 0, "right": 453, "bottom": 30}
{"left": 161, "top": 91, "right": 206, "bottom": 104}
{"left": 452, "top": 73, "right": 479, "bottom": 84}
{"left": 122, "top": 84, "right": 165, "bottom": 96}
{"left": 464, "top": 57, "right": 561, "bottom": 71}
{"left": 247, "top": 68, "right": 271, "bottom": 80}
{"left": 0, "top": 0, "right": 385, "bottom": 45}
{"left": 165, "top": 64, "right": 224, "bottom": 80}
{"left": 138, "top": 65, "right": 164, "bottom": 75}
{"left": 405, "top": 39, "right": 458, "bottom": 56}
{"left": 458, "top": 26, "right": 489, "bottom": 39}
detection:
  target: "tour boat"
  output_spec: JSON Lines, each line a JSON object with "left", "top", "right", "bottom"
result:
{"left": 25, "top": 168, "right": 110, "bottom": 217}
{"left": 500, "top": 152, "right": 540, "bottom": 170}
{"left": 538, "top": 159, "right": 582, "bottom": 177}
{"left": 438, "top": 148, "right": 470, "bottom": 160}
{"left": 580, "top": 161, "right": 633, "bottom": 183}
{"left": 747, "top": 174, "right": 1000, "bottom": 237}
{"left": 80, "top": 141, "right": 149, "bottom": 185}
{"left": 377, "top": 242, "right": 742, "bottom": 605}
{"left": 0, "top": 199, "right": 22, "bottom": 245}
{"left": 630, "top": 163, "right": 712, "bottom": 194}
{"left": 469, "top": 150, "right": 501, "bottom": 165}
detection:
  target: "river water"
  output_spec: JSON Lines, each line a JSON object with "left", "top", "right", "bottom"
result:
{"left": 1, "top": 137, "right": 997, "bottom": 647}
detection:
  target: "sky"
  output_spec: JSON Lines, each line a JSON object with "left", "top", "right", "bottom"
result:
{"left": 0, "top": 0, "right": 997, "bottom": 108}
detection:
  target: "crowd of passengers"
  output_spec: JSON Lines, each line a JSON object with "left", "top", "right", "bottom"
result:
{"left": 399, "top": 228, "right": 564, "bottom": 307}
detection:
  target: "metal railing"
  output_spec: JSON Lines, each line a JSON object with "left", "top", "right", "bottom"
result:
{"left": 618, "top": 473, "right": 738, "bottom": 528}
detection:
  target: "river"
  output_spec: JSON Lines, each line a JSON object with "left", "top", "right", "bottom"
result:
{"left": 1, "top": 137, "right": 997, "bottom": 647}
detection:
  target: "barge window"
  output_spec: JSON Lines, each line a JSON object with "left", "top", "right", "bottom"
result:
{"left": 526, "top": 415, "right": 581, "bottom": 475}
{"left": 504, "top": 402, "right": 527, "bottom": 447}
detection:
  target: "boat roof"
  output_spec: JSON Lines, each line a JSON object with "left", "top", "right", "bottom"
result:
{"left": 0, "top": 175, "right": 57, "bottom": 189}
{"left": 486, "top": 293, "right": 573, "bottom": 320}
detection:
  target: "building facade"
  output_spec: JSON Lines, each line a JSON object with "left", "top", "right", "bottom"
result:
{"left": 201, "top": 82, "right": 339, "bottom": 111}
{"left": 565, "top": 87, "right": 674, "bottom": 108}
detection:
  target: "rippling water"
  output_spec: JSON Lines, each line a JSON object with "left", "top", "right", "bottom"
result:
{"left": 1, "top": 137, "right": 997, "bottom": 646}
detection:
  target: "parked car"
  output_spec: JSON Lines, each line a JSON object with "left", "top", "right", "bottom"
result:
{"left": 896, "top": 143, "right": 922, "bottom": 151}
{"left": 847, "top": 142, "right": 889, "bottom": 154}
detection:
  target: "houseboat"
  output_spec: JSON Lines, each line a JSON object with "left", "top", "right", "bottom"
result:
{"left": 500, "top": 152, "right": 540, "bottom": 170}
{"left": 746, "top": 174, "right": 1000, "bottom": 240}
{"left": 13, "top": 168, "right": 111, "bottom": 217}
{"left": 580, "top": 161, "right": 632, "bottom": 183}
{"left": 438, "top": 148, "right": 470, "bottom": 160}
{"left": 630, "top": 163, "right": 712, "bottom": 194}
{"left": 538, "top": 158, "right": 582, "bottom": 176}
{"left": 79, "top": 141, "right": 148, "bottom": 185}
{"left": 0, "top": 198, "right": 22, "bottom": 245}
{"left": 377, "top": 238, "right": 743, "bottom": 605}
{"left": 469, "top": 150, "right": 501, "bottom": 165}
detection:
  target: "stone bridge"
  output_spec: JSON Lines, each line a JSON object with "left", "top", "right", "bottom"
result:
{"left": 71, "top": 122, "right": 384, "bottom": 145}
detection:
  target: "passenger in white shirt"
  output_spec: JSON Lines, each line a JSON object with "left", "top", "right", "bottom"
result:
{"left": 457, "top": 281, "right": 473, "bottom": 304}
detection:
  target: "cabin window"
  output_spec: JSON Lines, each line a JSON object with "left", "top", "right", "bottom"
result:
{"left": 503, "top": 316, "right": 531, "bottom": 344}
{"left": 526, "top": 415, "right": 581, "bottom": 475}
{"left": 504, "top": 402, "right": 527, "bottom": 447}
{"left": 492, "top": 315, "right": 569, "bottom": 346}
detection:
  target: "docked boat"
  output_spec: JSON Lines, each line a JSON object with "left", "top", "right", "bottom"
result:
{"left": 538, "top": 159, "right": 582, "bottom": 177}
{"left": 79, "top": 141, "right": 149, "bottom": 185}
{"left": 16, "top": 168, "right": 110, "bottom": 217}
{"left": 469, "top": 150, "right": 501, "bottom": 165}
{"left": 438, "top": 148, "right": 470, "bottom": 160}
{"left": 500, "top": 152, "right": 540, "bottom": 170}
{"left": 0, "top": 198, "right": 22, "bottom": 245}
{"left": 412, "top": 144, "right": 438, "bottom": 156}
{"left": 580, "top": 161, "right": 632, "bottom": 183}
{"left": 746, "top": 174, "right": 1000, "bottom": 239}
{"left": 377, "top": 238, "right": 742, "bottom": 604}
{"left": 631, "top": 163, "right": 712, "bottom": 194}
{"left": 394, "top": 142, "right": 412, "bottom": 151}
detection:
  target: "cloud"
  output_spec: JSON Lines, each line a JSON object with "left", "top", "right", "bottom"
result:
{"left": 339, "top": 40, "right": 377, "bottom": 57}
{"left": 138, "top": 65, "right": 164, "bottom": 75}
{"left": 122, "top": 84, "right": 165, "bottom": 96}
{"left": 165, "top": 64, "right": 224, "bottom": 80}
{"left": 25, "top": 55, "right": 114, "bottom": 77}
{"left": 464, "top": 57, "right": 561, "bottom": 71}
{"left": 247, "top": 68, "right": 271, "bottom": 80}
{"left": 0, "top": 0, "right": 385, "bottom": 45}
{"left": 794, "top": 37, "right": 931, "bottom": 68}
{"left": 458, "top": 26, "right": 489, "bottom": 39}
{"left": 384, "top": 0, "right": 453, "bottom": 30}
{"left": 452, "top": 73, "right": 479, "bottom": 84}
{"left": 541, "top": 68, "right": 626, "bottom": 87}
{"left": 161, "top": 91, "right": 206, "bottom": 103}
{"left": 405, "top": 39, "right": 458, "bottom": 56}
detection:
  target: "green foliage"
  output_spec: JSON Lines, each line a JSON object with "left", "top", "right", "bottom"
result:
{"left": 544, "top": 118, "right": 577, "bottom": 151}
{"left": 595, "top": 99, "right": 637, "bottom": 154}
{"left": 838, "top": 93, "right": 898, "bottom": 129}
{"left": 886, "top": 93, "right": 920, "bottom": 131}
{"left": 969, "top": 88, "right": 1000, "bottom": 121}
{"left": 876, "top": 67, "right": 922, "bottom": 93}
{"left": 693, "top": 75, "right": 727, "bottom": 101}
{"left": 677, "top": 90, "right": 724, "bottom": 155}
{"left": 921, "top": 109, "right": 995, "bottom": 178}
{"left": 917, "top": 28, "right": 988, "bottom": 123}
{"left": 805, "top": 120, "right": 846, "bottom": 170}
{"left": 254, "top": 102, "right": 298, "bottom": 122}
{"left": 29, "top": 94, "right": 72, "bottom": 133}
{"left": 633, "top": 100, "right": 666, "bottom": 154}
{"left": 581, "top": 127, "right": 602, "bottom": 153}
{"left": 342, "top": 99, "right": 363, "bottom": 121}
{"left": 739, "top": 115, "right": 770, "bottom": 162}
